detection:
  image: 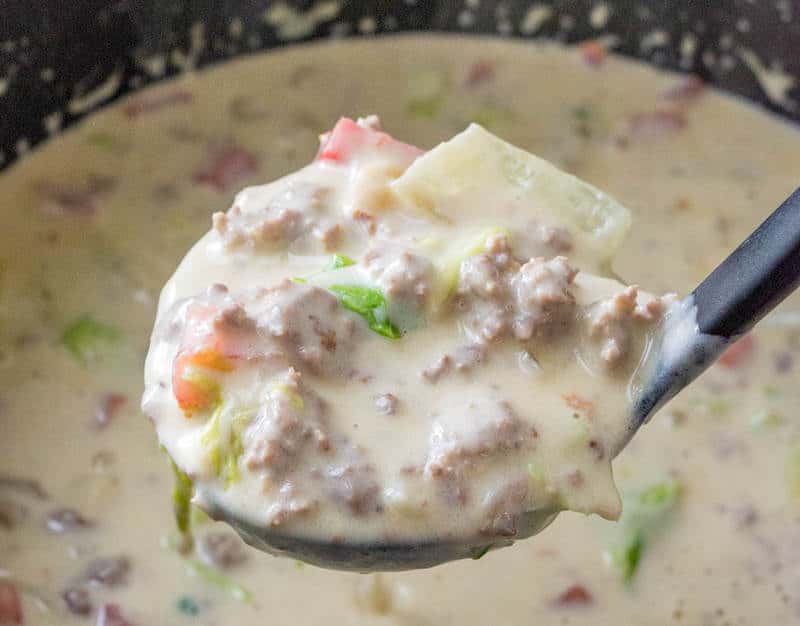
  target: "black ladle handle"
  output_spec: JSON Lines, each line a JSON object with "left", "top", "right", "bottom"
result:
{"left": 692, "top": 187, "right": 800, "bottom": 338}
{"left": 629, "top": 187, "right": 800, "bottom": 438}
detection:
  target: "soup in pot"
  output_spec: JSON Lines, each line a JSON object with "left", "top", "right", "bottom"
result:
{"left": 2, "top": 35, "right": 800, "bottom": 625}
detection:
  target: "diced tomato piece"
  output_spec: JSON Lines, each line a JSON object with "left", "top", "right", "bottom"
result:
{"left": 563, "top": 393, "right": 596, "bottom": 418}
{"left": 316, "top": 117, "right": 424, "bottom": 164}
{"left": 93, "top": 392, "right": 127, "bottom": 429}
{"left": 619, "top": 110, "right": 688, "bottom": 146}
{"left": 193, "top": 144, "right": 260, "bottom": 192}
{"left": 0, "top": 582, "right": 22, "bottom": 625}
{"left": 555, "top": 584, "right": 593, "bottom": 606}
{"left": 464, "top": 60, "right": 496, "bottom": 87}
{"left": 662, "top": 75, "right": 705, "bottom": 102}
{"left": 579, "top": 40, "right": 607, "bottom": 67}
{"left": 96, "top": 604, "right": 133, "bottom": 626}
{"left": 718, "top": 334, "right": 755, "bottom": 368}
{"left": 123, "top": 90, "right": 193, "bottom": 119}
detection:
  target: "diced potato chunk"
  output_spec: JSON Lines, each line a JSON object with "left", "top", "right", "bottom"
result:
{"left": 391, "top": 124, "right": 632, "bottom": 269}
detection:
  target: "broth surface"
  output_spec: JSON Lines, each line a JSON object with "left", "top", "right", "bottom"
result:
{"left": 2, "top": 35, "right": 800, "bottom": 624}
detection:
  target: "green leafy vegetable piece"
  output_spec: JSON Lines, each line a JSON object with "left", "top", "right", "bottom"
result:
{"left": 186, "top": 559, "right": 254, "bottom": 604}
{"left": 61, "top": 315, "right": 121, "bottom": 366}
{"left": 329, "top": 254, "right": 355, "bottom": 270}
{"left": 329, "top": 285, "right": 401, "bottom": 339}
{"left": 606, "top": 479, "right": 681, "bottom": 584}
{"left": 176, "top": 595, "right": 200, "bottom": 616}
{"left": 171, "top": 459, "right": 194, "bottom": 552}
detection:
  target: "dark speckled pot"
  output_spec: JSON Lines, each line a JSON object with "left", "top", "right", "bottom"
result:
{"left": 0, "top": 0, "right": 798, "bottom": 170}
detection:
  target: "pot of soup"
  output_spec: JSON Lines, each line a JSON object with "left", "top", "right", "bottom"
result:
{"left": 1, "top": 1, "right": 799, "bottom": 624}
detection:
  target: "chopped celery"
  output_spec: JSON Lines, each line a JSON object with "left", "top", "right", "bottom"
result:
{"left": 200, "top": 408, "right": 223, "bottom": 475}
{"left": 406, "top": 68, "right": 449, "bottom": 120}
{"left": 273, "top": 384, "right": 305, "bottom": 411}
{"left": 750, "top": 409, "right": 783, "bottom": 430}
{"left": 469, "top": 104, "right": 514, "bottom": 131}
{"left": 690, "top": 396, "right": 730, "bottom": 418}
{"left": 329, "top": 285, "right": 401, "bottom": 339}
{"left": 190, "top": 506, "right": 211, "bottom": 526}
{"left": 606, "top": 479, "right": 681, "bottom": 584}
{"left": 61, "top": 315, "right": 121, "bottom": 366}
{"left": 185, "top": 558, "right": 253, "bottom": 604}
{"left": 431, "top": 227, "right": 510, "bottom": 309}
{"left": 170, "top": 459, "right": 194, "bottom": 552}
{"left": 200, "top": 406, "right": 252, "bottom": 488}
{"left": 408, "top": 98, "right": 443, "bottom": 119}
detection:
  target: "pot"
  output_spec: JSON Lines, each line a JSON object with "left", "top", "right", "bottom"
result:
{"left": 1, "top": 0, "right": 798, "bottom": 170}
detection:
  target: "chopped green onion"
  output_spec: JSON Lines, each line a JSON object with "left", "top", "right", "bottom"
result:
{"left": 606, "top": 479, "right": 681, "bottom": 584}
{"left": 185, "top": 558, "right": 253, "bottom": 604}
{"left": 610, "top": 531, "right": 643, "bottom": 583}
{"left": 329, "top": 285, "right": 401, "bottom": 339}
{"left": 571, "top": 105, "right": 594, "bottom": 138}
{"left": 61, "top": 315, "right": 121, "bottom": 366}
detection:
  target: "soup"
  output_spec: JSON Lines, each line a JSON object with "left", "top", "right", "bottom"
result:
{"left": 2, "top": 35, "right": 800, "bottom": 625}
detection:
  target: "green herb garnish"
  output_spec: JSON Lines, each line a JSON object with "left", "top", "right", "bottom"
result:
{"left": 329, "top": 285, "right": 401, "bottom": 339}
{"left": 61, "top": 315, "right": 121, "bottom": 366}
{"left": 606, "top": 479, "right": 681, "bottom": 584}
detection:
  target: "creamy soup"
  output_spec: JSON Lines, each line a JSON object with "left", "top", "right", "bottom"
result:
{"left": 143, "top": 116, "right": 674, "bottom": 563}
{"left": 2, "top": 34, "right": 800, "bottom": 625}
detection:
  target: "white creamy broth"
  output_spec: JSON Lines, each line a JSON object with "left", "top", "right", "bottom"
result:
{"left": 143, "top": 117, "right": 668, "bottom": 554}
{"left": 2, "top": 34, "right": 800, "bottom": 624}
